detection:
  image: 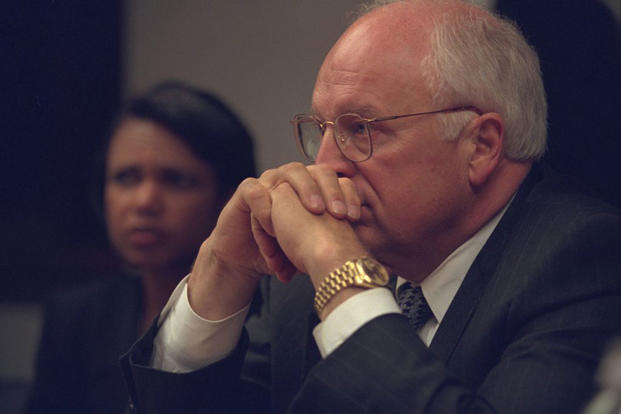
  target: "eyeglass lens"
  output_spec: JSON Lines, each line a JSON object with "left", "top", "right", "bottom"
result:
{"left": 336, "top": 114, "right": 371, "bottom": 162}
{"left": 296, "top": 114, "right": 371, "bottom": 162}
{"left": 297, "top": 119, "right": 322, "bottom": 161}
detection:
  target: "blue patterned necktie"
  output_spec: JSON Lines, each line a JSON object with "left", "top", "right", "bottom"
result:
{"left": 397, "top": 281, "right": 433, "bottom": 330}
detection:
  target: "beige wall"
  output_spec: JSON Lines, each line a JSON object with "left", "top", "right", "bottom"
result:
{"left": 123, "top": 0, "right": 619, "bottom": 174}
{"left": 123, "top": 0, "right": 363, "bottom": 173}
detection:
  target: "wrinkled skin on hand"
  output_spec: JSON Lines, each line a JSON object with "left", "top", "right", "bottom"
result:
{"left": 187, "top": 162, "right": 363, "bottom": 320}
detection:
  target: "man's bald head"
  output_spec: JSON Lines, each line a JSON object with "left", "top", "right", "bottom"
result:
{"left": 328, "top": 0, "right": 547, "bottom": 160}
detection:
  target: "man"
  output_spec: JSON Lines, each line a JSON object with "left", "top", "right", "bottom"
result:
{"left": 122, "top": 1, "right": 621, "bottom": 413}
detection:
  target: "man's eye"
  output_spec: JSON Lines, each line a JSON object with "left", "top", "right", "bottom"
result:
{"left": 353, "top": 122, "right": 367, "bottom": 136}
{"left": 341, "top": 118, "right": 367, "bottom": 137}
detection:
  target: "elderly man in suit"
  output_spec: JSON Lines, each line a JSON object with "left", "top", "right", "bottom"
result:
{"left": 122, "top": 1, "right": 621, "bottom": 413}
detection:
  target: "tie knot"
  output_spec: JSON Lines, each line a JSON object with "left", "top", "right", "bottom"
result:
{"left": 397, "top": 282, "right": 433, "bottom": 330}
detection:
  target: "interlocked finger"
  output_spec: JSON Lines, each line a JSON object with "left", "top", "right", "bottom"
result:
{"left": 259, "top": 162, "right": 326, "bottom": 214}
{"left": 337, "top": 177, "right": 361, "bottom": 221}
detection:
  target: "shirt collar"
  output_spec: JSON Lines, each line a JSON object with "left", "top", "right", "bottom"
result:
{"left": 397, "top": 197, "right": 513, "bottom": 324}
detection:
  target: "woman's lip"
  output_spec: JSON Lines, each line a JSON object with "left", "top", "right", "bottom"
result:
{"left": 127, "top": 228, "right": 164, "bottom": 246}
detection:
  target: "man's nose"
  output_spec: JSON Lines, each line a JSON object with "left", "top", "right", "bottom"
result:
{"left": 314, "top": 128, "right": 356, "bottom": 177}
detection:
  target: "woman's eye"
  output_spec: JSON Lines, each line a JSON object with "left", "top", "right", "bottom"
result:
{"left": 110, "top": 169, "right": 140, "bottom": 186}
{"left": 162, "top": 171, "right": 197, "bottom": 189}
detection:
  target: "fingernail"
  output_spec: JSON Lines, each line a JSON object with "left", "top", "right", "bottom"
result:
{"left": 331, "top": 200, "right": 347, "bottom": 215}
{"left": 347, "top": 204, "right": 360, "bottom": 220}
{"left": 310, "top": 195, "right": 324, "bottom": 211}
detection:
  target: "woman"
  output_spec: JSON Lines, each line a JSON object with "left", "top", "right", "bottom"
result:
{"left": 26, "top": 81, "right": 256, "bottom": 413}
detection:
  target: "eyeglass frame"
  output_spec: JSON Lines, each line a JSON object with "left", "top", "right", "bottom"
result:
{"left": 290, "top": 105, "right": 483, "bottom": 163}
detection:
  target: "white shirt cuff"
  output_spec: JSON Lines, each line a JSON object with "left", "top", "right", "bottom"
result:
{"left": 312, "top": 288, "right": 401, "bottom": 358}
{"left": 152, "top": 278, "right": 250, "bottom": 373}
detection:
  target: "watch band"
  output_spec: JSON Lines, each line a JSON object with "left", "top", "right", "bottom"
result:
{"left": 313, "top": 256, "right": 388, "bottom": 314}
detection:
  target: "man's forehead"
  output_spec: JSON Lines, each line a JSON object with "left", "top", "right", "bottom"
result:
{"left": 311, "top": 73, "right": 433, "bottom": 119}
{"left": 329, "top": 5, "right": 432, "bottom": 64}
{"left": 308, "top": 2, "right": 455, "bottom": 118}
{"left": 312, "top": 69, "right": 389, "bottom": 116}
{"left": 312, "top": 50, "right": 432, "bottom": 118}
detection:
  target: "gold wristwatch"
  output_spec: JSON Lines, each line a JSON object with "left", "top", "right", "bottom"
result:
{"left": 314, "top": 256, "right": 390, "bottom": 314}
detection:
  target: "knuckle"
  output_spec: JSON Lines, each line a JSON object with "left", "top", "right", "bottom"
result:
{"left": 271, "top": 182, "right": 292, "bottom": 198}
{"left": 280, "top": 161, "right": 306, "bottom": 176}
{"left": 240, "top": 176, "right": 258, "bottom": 188}
{"left": 308, "top": 163, "right": 336, "bottom": 177}
{"left": 240, "top": 178, "right": 268, "bottom": 202}
{"left": 258, "top": 168, "right": 277, "bottom": 182}
{"left": 260, "top": 163, "right": 308, "bottom": 189}
{"left": 287, "top": 161, "right": 306, "bottom": 169}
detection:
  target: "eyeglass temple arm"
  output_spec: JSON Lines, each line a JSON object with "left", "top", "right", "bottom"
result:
{"left": 370, "top": 106, "right": 483, "bottom": 122}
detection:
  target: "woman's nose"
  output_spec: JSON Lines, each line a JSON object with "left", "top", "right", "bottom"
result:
{"left": 133, "top": 180, "right": 164, "bottom": 214}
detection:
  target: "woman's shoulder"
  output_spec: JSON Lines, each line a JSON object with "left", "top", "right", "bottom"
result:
{"left": 44, "top": 274, "right": 141, "bottom": 319}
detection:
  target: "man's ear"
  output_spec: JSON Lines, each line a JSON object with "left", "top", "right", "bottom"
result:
{"left": 467, "top": 113, "right": 504, "bottom": 187}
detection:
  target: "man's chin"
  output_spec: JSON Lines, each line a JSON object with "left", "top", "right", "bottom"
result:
{"left": 352, "top": 223, "right": 380, "bottom": 253}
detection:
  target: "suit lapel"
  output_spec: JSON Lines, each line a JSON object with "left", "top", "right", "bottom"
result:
{"left": 430, "top": 165, "right": 542, "bottom": 362}
{"left": 429, "top": 235, "right": 503, "bottom": 362}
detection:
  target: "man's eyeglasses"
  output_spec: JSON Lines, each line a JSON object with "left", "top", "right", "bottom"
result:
{"left": 290, "top": 106, "right": 482, "bottom": 162}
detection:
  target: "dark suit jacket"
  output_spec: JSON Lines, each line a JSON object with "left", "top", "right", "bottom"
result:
{"left": 122, "top": 166, "right": 621, "bottom": 413}
{"left": 27, "top": 275, "right": 142, "bottom": 414}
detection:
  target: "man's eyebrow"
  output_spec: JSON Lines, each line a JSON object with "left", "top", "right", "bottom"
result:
{"left": 351, "top": 105, "right": 381, "bottom": 117}
{"left": 310, "top": 104, "right": 381, "bottom": 120}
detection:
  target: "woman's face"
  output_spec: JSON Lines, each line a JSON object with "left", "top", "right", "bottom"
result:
{"left": 104, "top": 118, "right": 223, "bottom": 273}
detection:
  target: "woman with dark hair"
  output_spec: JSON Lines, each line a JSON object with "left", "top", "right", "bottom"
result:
{"left": 26, "top": 81, "right": 256, "bottom": 414}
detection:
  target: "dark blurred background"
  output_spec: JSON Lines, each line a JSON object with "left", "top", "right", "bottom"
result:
{"left": 2, "top": 1, "right": 122, "bottom": 302}
{"left": 496, "top": 0, "right": 621, "bottom": 207}
{"left": 0, "top": 0, "right": 619, "bottom": 412}
{"left": 2, "top": 2, "right": 122, "bottom": 409}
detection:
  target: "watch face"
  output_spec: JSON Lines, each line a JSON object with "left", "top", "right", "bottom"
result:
{"left": 359, "top": 257, "right": 389, "bottom": 285}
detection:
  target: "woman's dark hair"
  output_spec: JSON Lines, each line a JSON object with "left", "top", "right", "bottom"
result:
{"left": 91, "top": 81, "right": 256, "bottom": 222}
{"left": 115, "top": 81, "right": 256, "bottom": 196}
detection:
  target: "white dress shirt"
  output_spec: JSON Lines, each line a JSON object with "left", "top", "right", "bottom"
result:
{"left": 152, "top": 201, "right": 510, "bottom": 372}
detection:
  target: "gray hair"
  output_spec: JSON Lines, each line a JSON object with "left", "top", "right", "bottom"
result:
{"left": 356, "top": 0, "right": 548, "bottom": 160}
